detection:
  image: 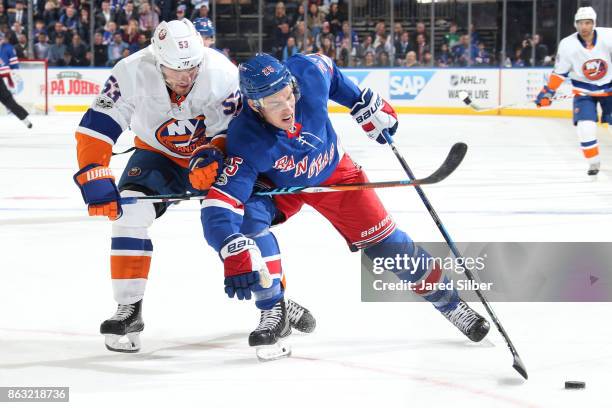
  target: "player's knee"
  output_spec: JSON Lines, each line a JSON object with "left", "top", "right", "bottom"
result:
{"left": 250, "top": 230, "right": 282, "bottom": 261}
{"left": 114, "top": 190, "right": 156, "bottom": 228}
{"left": 364, "top": 228, "right": 433, "bottom": 281}
{"left": 577, "top": 120, "right": 597, "bottom": 137}
{"left": 242, "top": 196, "right": 277, "bottom": 236}
{"left": 241, "top": 220, "right": 269, "bottom": 238}
{"left": 364, "top": 228, "right": 414, "bottom": 261}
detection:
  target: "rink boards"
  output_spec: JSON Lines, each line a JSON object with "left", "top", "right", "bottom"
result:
{"left": 30, "top": 66, "right": 573, "bottom": 117}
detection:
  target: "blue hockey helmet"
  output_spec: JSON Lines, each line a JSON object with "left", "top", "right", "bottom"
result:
{"left": 194, "top": 17, "right": 216, "bottom": 37}
{"left": 238, "top": 53, "right": 300, "bottom": 108}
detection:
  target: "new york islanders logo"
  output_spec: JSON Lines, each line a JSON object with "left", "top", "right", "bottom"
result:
{"left": 582, "top": 59, "right": 608, "bottom": 81}
{"left": 155, "top": 115, "right": 207, "bottom": 156}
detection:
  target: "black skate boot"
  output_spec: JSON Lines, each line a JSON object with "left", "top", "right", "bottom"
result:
{"left": 441, "top": 300, "right": 490, "bottom": 342}
{"left": 249, "top": 299, "right": 291, "bottom": 361}
{"left": 588, "top": 162, "right": 600, "bottom": 176}
{"left": 100, "top": 300, "right": 144, "bottom": 353}
{"left": 287, "top": 299, "right": 316, "bottom": 333}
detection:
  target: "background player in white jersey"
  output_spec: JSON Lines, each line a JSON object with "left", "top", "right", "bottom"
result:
{"left": 72, "top": 19, "right": 313, "bottom": 352}
{"left": 536, "top": 7, "right": 612, "bottom": 175}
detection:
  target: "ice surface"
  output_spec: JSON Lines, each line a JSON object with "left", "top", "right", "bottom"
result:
{"left": 1, "top": 113, "right": 611, "bottom": 407}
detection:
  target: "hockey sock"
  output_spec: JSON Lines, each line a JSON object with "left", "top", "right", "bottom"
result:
{"left": 249, "top": 229, "right": 284, "bottom": 310}
{"left": 577, "top": 120, "right": 600, "bottom": 164}
{"left": 110, "top": 191, "right": 156, "bottom": 304}
{"left": 364, "top": 228, "right": 460, "bottom": 312}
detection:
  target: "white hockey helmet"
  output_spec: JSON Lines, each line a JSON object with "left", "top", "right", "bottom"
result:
{"left": 574, "top": 6, "right": 597, "bottom": 29}
{"left": 151, "top": 19, "right": 204, "bottom": 70}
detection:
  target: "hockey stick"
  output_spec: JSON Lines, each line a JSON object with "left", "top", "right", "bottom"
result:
{"left": 381, "top": 130, "right": 528, "bottom": 380}
{"left": 112, "top": 146, "right": 136, "bottom": 156}
{"left": 459, "top": 90, "right": 575, "bottom": 112}
{"left": 120, "top": 142, "right": 468, "bottom": 205}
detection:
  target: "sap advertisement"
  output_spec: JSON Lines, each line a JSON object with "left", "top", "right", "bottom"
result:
{"left": 341, "top": 68, "right": 498, "bottom": 107}
{"left": 339, "top": 67, "right": 573, "bottom": 114}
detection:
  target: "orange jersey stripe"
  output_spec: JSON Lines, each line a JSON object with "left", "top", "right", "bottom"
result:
{"left": 134, "top": 137, "right": 190, "bottom": 168}
{"left": 76, "top": 132, "right": 113, "bottom": 168}
{"left": 111, "top": 255, "right": 152, "bottom": 280}
{"left": 547, "top": 73, "right": 566, "bottom": 90}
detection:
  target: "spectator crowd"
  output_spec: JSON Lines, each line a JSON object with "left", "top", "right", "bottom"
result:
{"left": 0, "top": 0, "right": 553, "bottom": 68}
{"left": 267, "top": 0, "right": 553, "bottom": 68}
{"left": 0, "top": 0, "right": 213, "bottom": 66}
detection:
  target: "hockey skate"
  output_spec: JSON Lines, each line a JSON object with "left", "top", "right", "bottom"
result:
{"left": 287, "top": 299, "right": 316, "bottom": 333}
{"left": 249, "top": 299, "right": 292, "bottom": 361}
{"left": 100, "top": 300, "right": 145, "bottom": 353}
{"left": 441, "top": 300, "right": 490, "bottom": 342}
{"left": 588, "top": 162, "right": 600, "bottom": 176}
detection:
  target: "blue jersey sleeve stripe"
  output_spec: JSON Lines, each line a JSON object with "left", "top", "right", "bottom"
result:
{"left": 78, "top": 109, "right": 123, "bottom": 143}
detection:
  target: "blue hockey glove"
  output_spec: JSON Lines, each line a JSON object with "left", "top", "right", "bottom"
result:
{"left": 220, "top": 234, "right": 273, "bottom": 300}
{"left": 535, "top": 86, "right": 555, "bottom": 107}
{"left": 74, "top": 164, "right": 122, "bottom": 220}
{"left": 189, "top": 143, "right": 225, "bottom": 190}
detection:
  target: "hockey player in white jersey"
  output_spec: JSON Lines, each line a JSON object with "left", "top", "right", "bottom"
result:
{"left": 73, "top": 19, "right": 314, "bottom": 353}
{"left": 536, "top": 6, "right": 612, "bottom": 175}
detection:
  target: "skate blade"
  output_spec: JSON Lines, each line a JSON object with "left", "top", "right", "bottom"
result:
{"left": 255, "top": 342, "right": 291, "bottom": 362}
{"left": 104, "top": 333, "right": 141, "bottom": 353}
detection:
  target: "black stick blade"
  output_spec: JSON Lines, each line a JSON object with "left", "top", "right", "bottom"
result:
{"left": 513, "top": 355, "right": 528, "bottom": 380}
{"left": 417, "top": 142, "right": 468, "bottom": 185}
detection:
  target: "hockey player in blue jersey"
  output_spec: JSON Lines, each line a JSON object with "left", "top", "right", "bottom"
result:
{"left": 194, "top": 17, "right": 217, "bottom": 49}
{"left": 73, "top": 21, "right": 314, "bottom": 353}
{"left": 191, "top": 53, "right": 490, "bottom": 359}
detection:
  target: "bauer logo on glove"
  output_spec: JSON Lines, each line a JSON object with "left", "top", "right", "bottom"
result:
{"left": 351, "top": 88, "right": 398, "bottom": 144}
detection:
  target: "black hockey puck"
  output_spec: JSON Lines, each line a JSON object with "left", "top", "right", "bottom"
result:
{"left": 564, "top": 381, "right": 585, "bottom": 389}
{"left": 458, "top": 90, "right": 472, "bottom": 105}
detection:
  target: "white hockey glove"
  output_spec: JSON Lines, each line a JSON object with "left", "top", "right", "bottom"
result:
{"left": 351, "top": 88, "right": 398, "bottom": 144}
